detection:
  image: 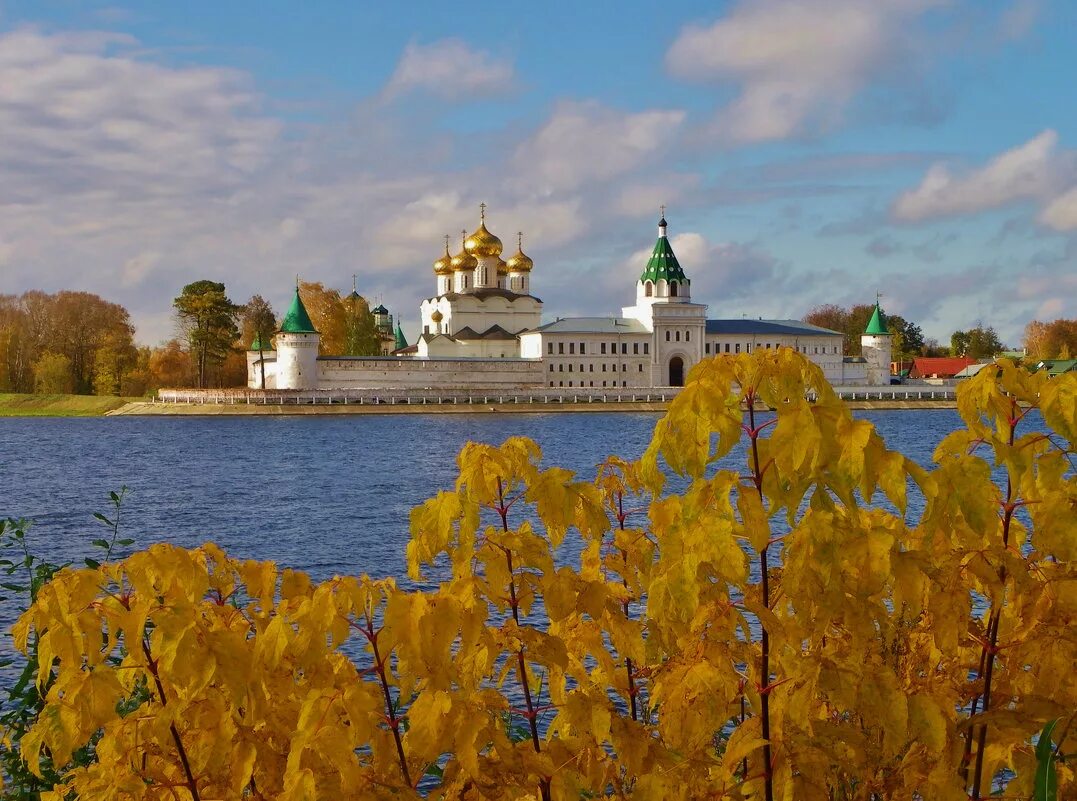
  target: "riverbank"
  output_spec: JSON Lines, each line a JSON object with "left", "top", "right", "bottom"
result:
{"left": 107, "top": 398, "right": 958, "bottom": 416}
{"left": 0, "top": 393, "right": 143, "bottom": 417}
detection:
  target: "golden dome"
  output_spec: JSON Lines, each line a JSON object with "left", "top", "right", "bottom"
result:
{"left": 496, "top": 257, "right": 508, "bottom": 275}
{"left": 450, "top": 230, "right": 478, "bottom": 271}
{"left": 506, "top": 232, "right": 534, "bottom": 272}
{"left": 431, "top": 309, "right": 444, "bottom": 323}
{"left": 433, "top": 236, "right": 453, "bottom": 275}
{"left": 464, "top": 203, "right": 503, "bottom": 258}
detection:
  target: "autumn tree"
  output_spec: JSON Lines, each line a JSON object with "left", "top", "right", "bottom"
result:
{"left": 173, "top": 281, "right": 239, "bottom": 389}
{"left": 951, "top": 325, "right": 1005, "bottom": 358}
{"left": 147, "top": 339, "right": 194, "bottom": 389}
{"left": 31, "top": 353, "right": 74, "bottom": 394}
{"left": 804, "top": 303, "right": 923, "bottom": 358}
{"left": 240, "top": 295, "right": 276, "bottom": 389}
{"left": 1023, "top": 317, "right": 1077, "bottom": 359}
{"left": 298, "top": 281, "right": 346, "bottom": 355}
{"left": 342, "top": 292, "right": 383, "bottom": 356}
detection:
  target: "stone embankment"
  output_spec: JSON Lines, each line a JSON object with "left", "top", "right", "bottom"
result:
{"left": 107, "top": 386, "right": 958, "bottom": 415}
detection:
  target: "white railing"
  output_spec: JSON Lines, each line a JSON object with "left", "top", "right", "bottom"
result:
{"left": 156, "top": 385, "right": 957, "bottom": 406}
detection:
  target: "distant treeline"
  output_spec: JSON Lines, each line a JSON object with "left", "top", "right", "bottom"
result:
{"left": 0, "top": 280, "right": 386, "bottom": 395}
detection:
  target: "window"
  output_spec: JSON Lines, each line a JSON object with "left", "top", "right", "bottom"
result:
{"left": 602, "top": 381, "right": 607, "bottom": 387}
{"left": 579, "top": 364, "right": 584, "bottom": 372}
{"left": 670, "top": 282, "right": 678, "bottom": 297}
{"left": 622, "top": 381, "right": 627, "bottom": 387}
{"left": 547, "top": 342, "right": 553, "bottom": 355}
{"left": 645, "top": 281, "right": 653, "bottom": 297}
{"left": 612, "top": 363, "right": 617, "bottom": 372}
{"left": 644, "top": 343, "right": 649, "bottom": 355}
{"left": 633, "top": 343, "right": 639, "bottom": 355}
{"left": 589, "top": 364, "right": 594, "bottom": 372}
{"left": 424, "top": 325, "right": 430, "bottom": 334}
{"left": 686, "top": 331, "right": 691, "bottom": 342}
{"left": 589, "top": 381, "right": 594, "bottom": 387}
{"left": 622, "top": 363, "right": 627, "bottom": 372}
{"left": 665, "top": 331, "right": 671, "bottom": 342}
{"left": 814, "top": 346, "right": 819, "bottom": 354}
{"left": 558, "top": 343, "right": 564, "bottom": 355}
{"left": 621, "top": 343, "right": 627, "bottom": 354}
{"left": 602, "top": 364, "right": 607, "bottom": 372}
{"left": 558, "top": 364, "right": 563, "bottom": 372}
{"left": 549, "top": 382, "right": 553, "bottom": 387}
{"left": 676, "top": 331, "right": 681, "bottom": 342}
{"left": 724, "top": 343, "right": 730, "bottom": 353}
{"left": 568, "top": 364, "right": 573, "bottom": 372}
{"left": 549, "top": 364, "right": 554, "bottom": 372}
{"left": 735, "top": 344, "right": 741, "bottom": 354}
{"left": 746, "top": 344, "right": 752, "bottom": 353}
{"left": 705, "top": 343, "right": 710, "bottom": 354}
{"left": 601, "top": 342, "right": 606, "bottom": 355}
{"left": 638, "top": 364, "right": 643, "bottom": 372}
{"left": 568, "top": 381, "right": 572, "bottom": 387}
{"left": 559, "top": 381, "right": 563, "bottom": 387}
{"left": 580, "top": 343, "right": 586, "bottom": 355}
{"left": 569, "top": 342, "right": 575, "bottom": 355}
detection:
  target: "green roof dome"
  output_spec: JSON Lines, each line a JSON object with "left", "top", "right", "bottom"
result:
{"left": 640, "top": 220, "right": 688, "bottom": 284}
{"left": 249, "top": 333, "right": 273, "bottom": 351}
{"left": 865, "top": 302, "right": 890, "bottom": 336}
{"left": 279, "top": 288, "right": 317, "bottom": 334}
{"left": 394, "top": 323, "right": 408, "bottom": 351}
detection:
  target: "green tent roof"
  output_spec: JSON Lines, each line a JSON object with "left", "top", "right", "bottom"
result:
{"left": 864, "top": 302, "right": 889, "bottom": 335}
{"left": 279, "top": 288, "right": 317, "bottom": 334}
{"left": 640, "top": 231, "right": 688, "bottom": 284}
{"left": 249, "top": 334, "right": 273, "bottom": 351}
{"left": 394, "top": 323, "right": 408, "bottom": 351}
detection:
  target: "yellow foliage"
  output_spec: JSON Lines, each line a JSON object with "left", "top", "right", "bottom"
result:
{"left": 11, "top": 350, "right": 1076, "bottom": 800}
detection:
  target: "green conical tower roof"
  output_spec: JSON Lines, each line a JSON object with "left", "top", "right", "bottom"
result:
{"left": 394, "top": 323, "right": 408, "bottom": 351}
{"left": 249, "top": 333, "right": 273, "bottom": 351}
{"left": 640, "top": 218, "right": 688, "bottom": 284}
{"left": 865, "top": 302, "right": 889, "bottom": 335}
{"left": 279, "top": 288, "right": 318, "bottom": 334}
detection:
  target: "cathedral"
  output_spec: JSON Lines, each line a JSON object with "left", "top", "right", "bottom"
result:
{"left": 249, "top": 206, "right": 891, "bottom": 390}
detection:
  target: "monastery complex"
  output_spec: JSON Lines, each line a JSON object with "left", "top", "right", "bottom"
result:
{"left": 248, "top": 207, "right": 892, "bottom": 391}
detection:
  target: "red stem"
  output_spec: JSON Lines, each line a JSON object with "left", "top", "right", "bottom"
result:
{"left": 616, "top": 491, "right": 639, "bottom": 722}
{"left": 142, "top": 640, "right": 201, "bottom": 801}
{"left": 365, "top": 617, "right": 412, "bottom": 788}
{"left": 498, "top": 478, "right": 551, "bottom": 801}
{"left": 747, "top": 393, "right": 775, "bottom": 801}
{"left": 969, "top": 397, "right": 1019, "bottom": 799}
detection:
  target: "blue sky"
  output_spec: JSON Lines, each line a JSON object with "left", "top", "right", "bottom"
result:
{"left": 1, "top": 0, "right": 1075, "bottom": 346}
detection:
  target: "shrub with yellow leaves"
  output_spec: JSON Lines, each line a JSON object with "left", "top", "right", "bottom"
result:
{"left": 9, "top": 350, "right": 1076, "bottom": 800}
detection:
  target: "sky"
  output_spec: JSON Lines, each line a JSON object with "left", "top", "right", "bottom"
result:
{"left": 1, "top": 0, "right": 1075, "bottom": 347}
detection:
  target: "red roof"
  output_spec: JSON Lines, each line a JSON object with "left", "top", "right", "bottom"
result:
{"left": 909, "top": 357, "right": 978, "bottom": 378}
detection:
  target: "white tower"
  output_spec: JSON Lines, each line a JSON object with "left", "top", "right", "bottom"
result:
{"left": 505, "top": 232, "right": 534, "bottom": 295}
{"left": 275, "top": 287, "right": 320, "bottom": 390}
{"left": 861, "top": 298, "right": 893, "bottom": 386}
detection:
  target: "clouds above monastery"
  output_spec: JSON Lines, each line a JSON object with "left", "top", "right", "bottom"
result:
{"left": 0, "top": 0, "right": 1074, "bottom": 346}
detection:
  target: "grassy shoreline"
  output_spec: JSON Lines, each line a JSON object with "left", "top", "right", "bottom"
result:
{"left": 0, "top": 393, "right": 144, "bottom": 417}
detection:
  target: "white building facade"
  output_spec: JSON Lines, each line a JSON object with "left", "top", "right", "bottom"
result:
{"left": 249, "top": 208, "right": 891, "bottom": 390}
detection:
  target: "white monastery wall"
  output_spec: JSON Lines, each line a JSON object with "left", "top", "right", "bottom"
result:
{"left": 315, "top": 357, "right": 544, "bottom": 389}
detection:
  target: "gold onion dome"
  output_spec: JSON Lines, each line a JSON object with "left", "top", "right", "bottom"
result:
{"left": 431, "top": 309, "right": 444, "bottom": 323}
{"left": 433, "top": 237, "right": 453, "bottom": 275}
{"left": 496, "top": 257, "right": 508, "bottom": 275}
{"left": 450, "top": 230, "right": 479, "bottom": 271}
{"left": 506, "top": 232, "right": 534, "bottom": 272}
{"left": 464, "top": 203, "right": 503, "bottom": 258}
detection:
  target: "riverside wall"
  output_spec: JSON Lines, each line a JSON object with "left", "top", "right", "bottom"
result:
{"left": 111, "top": 386, "right": 959, "bottom": 415}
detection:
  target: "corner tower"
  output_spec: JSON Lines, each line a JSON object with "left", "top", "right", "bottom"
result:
{"left": 275, "top": 286, "right": 320, "bottom": 390}
{"left": 861, "top": 299, "right": 893, "bottom": 386}
{"left": 637, "top": 213, "right": 691, "bottom": 305}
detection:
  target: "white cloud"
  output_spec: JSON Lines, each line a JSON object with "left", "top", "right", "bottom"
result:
{"left": 511, "top": 101, "right": 685, "bottom": 195}
{"left": 383, "top": 39, "right": 514, "bottom": 100}
{"left": 1039, "top": 186, "right": 1077, "bottom": 230}
{"left": 892, "top": 130, "right": 1065, "bottom": 221}
{"left": 666, "top": 0, "right": 940, "bottom": 142}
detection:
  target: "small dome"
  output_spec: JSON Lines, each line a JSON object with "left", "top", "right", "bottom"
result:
{"left": 450, "top": 246, "right": 478, "bottom": 272}
{"left": 507, "top": 233, "right": 534, "bottom": 272}
{"left": 433, "top": 239, "right": 452, "bottom": 275}
{"left": 496, "top": 257, "right": 508, "bottom": 275}
{"left": 431, "top": 309, "right": 444, "bottom": 323}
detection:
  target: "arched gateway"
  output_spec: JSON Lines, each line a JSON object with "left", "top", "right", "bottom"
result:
{"left": 669, "top": 356, "right": 685, "bottom": 387}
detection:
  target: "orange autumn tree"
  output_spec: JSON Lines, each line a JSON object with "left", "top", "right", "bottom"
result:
{"left": 11, "top": 350, "right": 1076, "bottom": 800}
